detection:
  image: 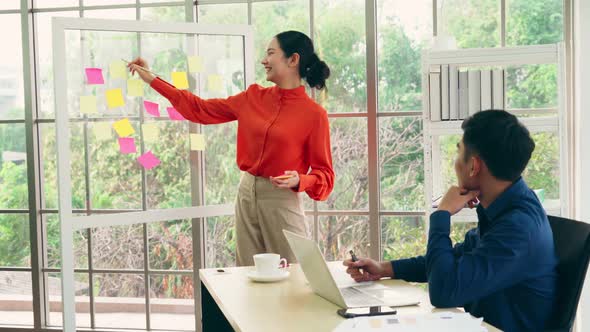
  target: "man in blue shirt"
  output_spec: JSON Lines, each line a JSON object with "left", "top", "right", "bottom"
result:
{"left": 344, "top": 110, "right": 558, "bottom": 332}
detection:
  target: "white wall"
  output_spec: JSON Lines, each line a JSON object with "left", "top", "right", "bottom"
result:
{"left": 575, "top": 0, "right": 590, "bottom": 330}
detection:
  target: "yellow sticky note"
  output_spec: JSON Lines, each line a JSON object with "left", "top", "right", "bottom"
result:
{"left": 109, "top": 60, "right": 127, "bottom": 79}
{"left": 127, "top": 79, "right": 144, "bottom": 97}
{"left": 93, "top": 122, "right": 112, "bottom": 141}
{"left": 187, "top": 56, "right": 203, "bottom": 73}
{"left": 113, "top": 118, "right": 135, "bottom": 138}
{"left": 171, "top": 71, "right": 189, "bottom": 89}
{"left": 106, "top": 88, "right": 125, "bottom": 109}
{"left": 79, "top": 95, "right": 97, "bottom": 114}
{"left": 208, "top": 74, "right": 223, "bottom": 92}
{"left": 190, "top": 133, "right": 206, "bottom": 151}
{"left": 142, "top": 123, "right": 159, "bottom": 143}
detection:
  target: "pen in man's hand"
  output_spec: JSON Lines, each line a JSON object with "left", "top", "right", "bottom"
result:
{"left": 349, "top": 250, "right": 363, "bottom": 275}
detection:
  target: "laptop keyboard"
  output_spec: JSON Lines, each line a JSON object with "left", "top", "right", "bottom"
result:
{"left": 341, "top": 287, "right": 383, "bottom": 307}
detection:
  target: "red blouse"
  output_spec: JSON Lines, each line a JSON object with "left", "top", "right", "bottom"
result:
{"left": 150, "top": 78, "right": 334, "bottom": 201}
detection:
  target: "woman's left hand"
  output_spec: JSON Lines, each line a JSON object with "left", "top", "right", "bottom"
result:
{"left": 270, "top": 171, "right": 300, "bottom": 189}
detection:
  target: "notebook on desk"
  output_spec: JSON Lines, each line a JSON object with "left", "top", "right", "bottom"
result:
{"left": 283, "top": 230, "right": 421, "bottom": 309}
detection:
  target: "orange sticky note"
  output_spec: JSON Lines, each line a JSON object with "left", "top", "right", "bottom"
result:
{"left": 190, "top": 133, "right": 205, "bottom": 151}
{"left": 171, "top": 71, "right": 189, "bottom": 89}
{"left": 368, "top": 319, "right": 382, "bottom": 328}
{"left": 106, "top": 88, "right": 125, "bottom": 109}
{"left": 79, "top": 95, "right": 97, "bottom": 114}
{"left": 113, "top": 118, "right": 135, "bottom": 138}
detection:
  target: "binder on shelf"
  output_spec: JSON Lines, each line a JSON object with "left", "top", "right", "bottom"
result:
{"left": 429, "top": 72, "right": 441, "bottom": 122}
{"left": 441, "top": 65, "right": 450, "bottom": 120}
{"left": 492, "top": 69, "right": 504, "bottom": 109}
{"left": 449, "top": 65, "right": 459, "bottom": 120}
{"left": 480, "top": 69, "right": 492, "bottom": 111}
{"left": 468, "top": 70, "right": 481, "bottom": 116}
{"left": 458, "top": 71, "right": 469, "bottom": 119}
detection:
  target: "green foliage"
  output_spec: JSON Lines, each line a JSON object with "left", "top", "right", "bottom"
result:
{"left": 0, "top": 214, "right": 29, "bottom": 267}
{"left": 441, "top": 0, "right": 500, "bottom": 48}
{"left": 252, "top": 0, "right": 309, "bottom": 86}
{"left": 378, "top": 23, "right": 424, "bottom": 111}
{"left": 382, "top": 217, "right": 426, "bottom": 261}
{"left": 506, "top": 0, "right": 563, "bottom": 46}
{"left": 507, "top": 64, "right": 557, "bottom": 109}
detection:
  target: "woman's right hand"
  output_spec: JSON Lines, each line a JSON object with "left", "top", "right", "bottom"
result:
{"left": 127, "top": 57, "right": 156, "bottom": 84}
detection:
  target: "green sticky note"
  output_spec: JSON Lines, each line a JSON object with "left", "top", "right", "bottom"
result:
{"left": 127, "top": 79, "right": 144, "bottom": 97}
{"left": 110, "top": 60, "right": 127, "bottom": 79}
{"left": 187, "top": 56, "right": 203, "bottom": 73}
{"left": 171, "top": 71, "right": 189, "bottom": 89}
{"left": 79, "top": 95, "right": 97, "bottom": 114}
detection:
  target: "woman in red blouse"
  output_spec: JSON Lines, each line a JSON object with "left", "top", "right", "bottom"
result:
{"left": 129, "top": 31, "right": 334, "bottom": 266}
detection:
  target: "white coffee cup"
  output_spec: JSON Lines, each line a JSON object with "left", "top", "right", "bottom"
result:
{"left": 253, "top": 253, "right": 287, "bottom": 276}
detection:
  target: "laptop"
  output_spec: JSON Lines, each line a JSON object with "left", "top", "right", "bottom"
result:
{"left": 283, "top": 230, "right": 421, "bottom": 309}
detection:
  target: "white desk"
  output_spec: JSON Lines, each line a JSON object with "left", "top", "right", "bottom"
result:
{"left": 199, "top": 262, "right": 501, "bottom": 332}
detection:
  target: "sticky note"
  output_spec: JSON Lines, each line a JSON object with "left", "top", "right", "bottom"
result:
{"left": 142, "top": 123, "right": 159, "bottom": 143}
{"left": 368, "top": 318, "right": 382, "bottom": 328}
{"left": 171, "top": 71, "right": 189, "bottom": 89}
{"left": 79, "top": 95, "right": 97, "bottom": 114}
{"left": 143, "top": 100, "right": 160, "bottom": 117}
{"left": 85, "top": 68, "right": 104, "bottom": 85}
{"left": 127, "top": 79, "right": 144, "bottom": 97}
{"left": 187, "top": 56, "right": 203, "bottom": 73}
{"left": 166, "top": 107, "right": 185, "bottom": 121}
{"left": 113, "top": 118, "right": 135, "bottom": 137}
{"left": 137, "top": 151, "right": 161, "bottom": 170}
{"left": 93, "top": 122, "right": 112, "bottom": 141}
{"left": 106, "top": 88, "right": 125, "bottom": 109}
{"left": 208, "top": 74, "right": 223, "bottom": 92}
{"left": 118, "top": 137, "right": 137, "bottom": 154}
{"left": 190, "top": 133, "right": 206, "bottom": 151}
{"left": 109, "top": 60, "right": 127, "bottom": 79}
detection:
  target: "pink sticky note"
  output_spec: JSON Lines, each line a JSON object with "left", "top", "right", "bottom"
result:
{"left": 167, "top": 107, "right": 185, "bottom": 121}
{"left": 118, "top": 137, "right": 137, "bottom": 154}
{"left": 137, "top": 151, "right": 161, "bottom": 170}
{"left": 85, "top": 68, "right": 104, "bottom": 85}
{"left": 143, "top": 101, "right": 160, "bottom": 117}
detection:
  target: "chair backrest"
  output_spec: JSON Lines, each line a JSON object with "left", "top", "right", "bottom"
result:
{"left": 545, "top": 215, "right": 590, "bottom": 331}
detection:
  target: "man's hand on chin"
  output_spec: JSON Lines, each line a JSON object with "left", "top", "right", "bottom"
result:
{"left": 437, "top": 186, "right": 480, "bottom": 216}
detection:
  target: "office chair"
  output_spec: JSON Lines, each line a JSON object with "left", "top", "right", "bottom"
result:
{"left": 544, "top": 215, "right": 590, "bottom": 332}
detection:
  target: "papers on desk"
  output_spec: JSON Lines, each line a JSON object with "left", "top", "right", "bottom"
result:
{"left": 333, "top": 311, "right": 487, "bottom": 332}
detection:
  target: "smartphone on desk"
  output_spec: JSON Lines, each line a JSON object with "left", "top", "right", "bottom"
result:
{"left": 337, "top": 306, "right": 397, "bottom": 319}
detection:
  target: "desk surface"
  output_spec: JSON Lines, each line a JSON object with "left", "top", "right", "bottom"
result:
{"left": 199, "top": 262, "right": 501, "bottom": 332}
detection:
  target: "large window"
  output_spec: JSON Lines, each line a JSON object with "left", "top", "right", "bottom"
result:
{"left": 0, "top": 1, "right": 568, "bottom": 331}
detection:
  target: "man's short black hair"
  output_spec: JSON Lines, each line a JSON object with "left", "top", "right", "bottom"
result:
{"left": 461, "top": 110, "right": 535, "bottom": 182}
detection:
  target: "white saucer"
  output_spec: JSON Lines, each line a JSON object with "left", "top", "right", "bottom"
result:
{"left": 247, "top": 270, "right": 290, "bottom": 283}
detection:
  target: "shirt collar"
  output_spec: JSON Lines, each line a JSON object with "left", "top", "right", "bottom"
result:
{"left": 476, "top": 177, "right": 528, "bottom": 221}
{"left": 273, "top": 85, "right": 308, "bottom": 99}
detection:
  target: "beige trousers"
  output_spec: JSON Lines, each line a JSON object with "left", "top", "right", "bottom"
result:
{"left": 235, "top": 172, "right": 308, "bottom": 267}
